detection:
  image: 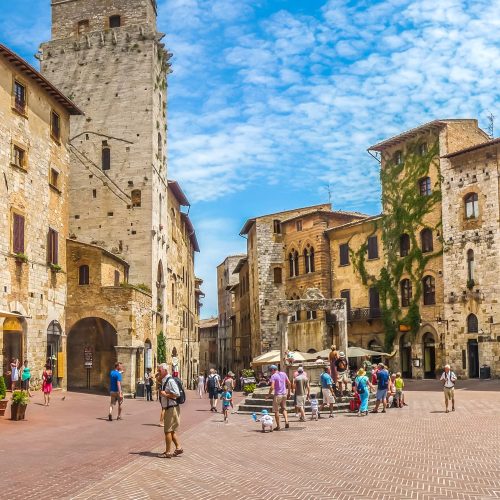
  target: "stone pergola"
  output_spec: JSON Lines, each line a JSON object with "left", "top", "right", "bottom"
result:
{"left": 277, "top": 288, "right": 348, "bottom": 367}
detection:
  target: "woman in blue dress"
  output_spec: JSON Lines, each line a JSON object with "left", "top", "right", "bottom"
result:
{"left": 355, "top": 368, "right": 372, "bottom": 416}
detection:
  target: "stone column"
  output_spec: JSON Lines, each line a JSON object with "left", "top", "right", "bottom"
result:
{"left": 337, "top": 302, "right": 348, "bottom": 360}
{"left": 115, "top": 345, "right": 137, "bottom": 396}
{"left": 278, "top": 313, "right": 288, "bottom": 370}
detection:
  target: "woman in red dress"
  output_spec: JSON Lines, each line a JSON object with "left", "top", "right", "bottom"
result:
{"left": 42, "top": 364, "right": 53, "bottom": 406}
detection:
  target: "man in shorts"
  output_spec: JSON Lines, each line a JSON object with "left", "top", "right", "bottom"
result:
{"left": 108, "top": 362, "right": 123, "bottom": 421}
{"left": 268, "top": 365, "right": 291, "bottom": 431}
{"left": 159, "top": 363, "right": 183, "bottom": 458}
{"left": 371, "top": 363, "right": 389, "bottom": 413}
{"left": 292, "top": 367, "right": 309, "bottom": 422}
{"left": 335, "top": 352, "right": 349, "bottom": 397}
{"left": 320, "top": 366, "right": 335, "bottom": 418}
{"left": 440, "top": 364, "right": 457, "bottom": 413}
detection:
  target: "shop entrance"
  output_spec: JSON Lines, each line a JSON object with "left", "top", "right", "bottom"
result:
{"left": 400, "top": 334, "right": 412, "bottom": 378}
{"left": 47, "top": 321, "right": 62, "bottom": 388}
{"left": 2, "top": 316, "right": 25, "bottom": 389}
{"left": 423, "top": 332, "right": 436, "bottom": 379}
{"left": 468, "top": 339, "right": 479, "bottom": 378}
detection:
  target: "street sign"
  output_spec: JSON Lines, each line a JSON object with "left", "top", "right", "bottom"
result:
{"left": 84, "top": 346, "right": 93, "bottom": 368}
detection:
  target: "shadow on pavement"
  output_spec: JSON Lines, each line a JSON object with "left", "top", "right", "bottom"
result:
{"left": 129, "top": 451, "right": 161, "bottom": 458}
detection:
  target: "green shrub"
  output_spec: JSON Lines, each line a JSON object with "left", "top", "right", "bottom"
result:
{"left": 0, "top": 376, "right": 6, "bottom": 399}
{"left": 243, "top": 383, "right": 256, "bottom": 394}
{"left": 242, "top": 368, "right": 254, "bottom": 378}
{"left": 12, "top": 390, "right": 29, "bottom": 405}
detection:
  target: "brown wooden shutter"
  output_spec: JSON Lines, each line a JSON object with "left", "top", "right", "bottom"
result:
{"left": 13, "top": 214, "right": 25, "bottom": 253}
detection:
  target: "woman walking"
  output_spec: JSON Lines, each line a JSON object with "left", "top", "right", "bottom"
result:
{"left": 9, "top": 358, "right": 20, "bottom": 391}
{"left": 42, "top": 363, "right": 53, "bottom": 406}
{"left": 21, "top": 360, "right": 32, "bottom": 396}
{"left": 197, "top": 373, "right": 205, "bottom": 398}
{"left": 355, "top": 368, "right": 372, "bottom": 416}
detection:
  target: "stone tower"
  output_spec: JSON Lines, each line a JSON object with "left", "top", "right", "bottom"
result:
{"left": 39, "top": 0, "right": 170, "bottom": 316}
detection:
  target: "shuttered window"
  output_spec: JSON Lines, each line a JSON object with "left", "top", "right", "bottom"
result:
{"left": 367, "top": 235, "right": 378, "bottom": 259}
{"left": 339, "top": 243, "right": 349, "bottom": 266}
{"left": 12, "top": 213, "right": 25, "bottom": 253}
{"left": 47, "top": 228, "right": 58, "bottom": 265}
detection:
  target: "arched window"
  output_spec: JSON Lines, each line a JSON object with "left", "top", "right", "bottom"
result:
{"left": 102, "top": 146, "right": 111, "bottom": 171}
{"left": 420, "top": 228, "right": 433, "bottom": 253}
{"left": 419, "top": 177, "right": 431, "bottom": 196}
{"left": 400, "top": 279, "right": 412, "bottom": 307}
{"left": 289, "top": 294, "right": 300, "bottom": 322}
{"left": 304, "top": 247, "right": 315, "bottom": 273}
{"left": 400, "top": 234, "right": 410, "bottom": 257}
{"left": 131, "top": 189, "right": 141, "bottom": 207}
{"left": 78, "top": 265, "right": 89, "bottom": 285}
{"left": 467, "top": 313, "right": 478, "bottom": 333}
{"left": 467, "top": 249, "right": 475, "bottom": 283}
{"left": 158, "top": 132, "right": 162, "bottom": 158}
{"left": 464, "top": 193, "right": 479, "bottom": 219}
{"left": 289, "top": 250, "right": 299, "bottom": 277}
{"left": 422, "top": 276, "right": 435, "bottom": 305}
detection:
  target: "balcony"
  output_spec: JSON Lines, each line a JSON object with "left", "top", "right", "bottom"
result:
{"left": 348, "top": 307, "right": 381, "bottom": 322}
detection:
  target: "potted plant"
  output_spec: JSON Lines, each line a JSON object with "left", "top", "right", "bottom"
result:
{"left": 14, "top": 252, "right": 29, "bottom": 264}
{"left": 0, "top": 376, "right": 7, "bottom": 417}
{"left": 11, "top": 390, "right": 29, "bottom": 421}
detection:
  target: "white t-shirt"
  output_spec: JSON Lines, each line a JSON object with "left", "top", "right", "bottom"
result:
{"left": 310, "top": 399, "right": 319, "bottom": 412}
{"left": 440, "top": 371, "right": 456, "bottom": 388}
{"left": 198, "top": 375, "right": 205, "bottom": 387}
{"left": 161, "top": 375, "right": 180, "bottom": 408}
{"left": 260, "top": 414, "right": 273, "bottom": 426}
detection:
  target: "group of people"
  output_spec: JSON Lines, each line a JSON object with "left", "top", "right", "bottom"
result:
{"left": 6, "top": 358, "right": 55, "bottom": 406}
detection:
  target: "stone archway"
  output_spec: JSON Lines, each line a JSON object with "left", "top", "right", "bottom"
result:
{"left": 67, "top": 317, "right": 117, "bottom": 393}
{"left": 2, "top": 315, "right": 27, "bottom": 389}
{"left": 422, "top": 332, "right": 437, "bottom": 379}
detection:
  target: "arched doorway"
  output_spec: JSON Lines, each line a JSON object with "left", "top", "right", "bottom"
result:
{"left": 368, "top": 339, "right": 382, "bottom": 365}
{"left": 2, "top": 316, "right": 25, "bottom": 389}
{"left": 422, "top": 332, "right": 436, "bottom": 379}
{"left": 67, "top": 317, "right": 117, "bottom": 393}
{"left": 47, "top": 321, "right": 62, "bottom": 388}
{"left": 400, "top": 333, "right": 412, "bottom": 378}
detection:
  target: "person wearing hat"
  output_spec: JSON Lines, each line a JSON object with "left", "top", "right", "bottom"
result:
{"left": 292, "top": 366, "right": 310, "bottom": 422}
{"left": 335, "top": 351, "right": 349, "bottom": 397}
{"left": 354, "top": 368, "right": 372, "bottom": 416}
{"left": 255, "top": 409, "right": 274, "bottom": 433}
{"left": 267, "top": 365, "right": 291, "bottom": 430}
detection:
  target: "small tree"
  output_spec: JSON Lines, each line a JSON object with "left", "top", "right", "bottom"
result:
{"left": 0, "top": 376, "right": 6, "bottom": 400}
{"left": 157, "top": 332, "right": 166, "bottom": 364}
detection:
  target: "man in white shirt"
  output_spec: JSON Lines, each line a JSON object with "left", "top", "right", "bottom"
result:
{"left": 158, "top": 363, "right": 182, "bottom": 458}
{"left": 440, "top": 364, "right": 457, "bottom": 413}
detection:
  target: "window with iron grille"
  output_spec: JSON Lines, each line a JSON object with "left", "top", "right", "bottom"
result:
{"left": 14, "top": 81, "right": 26, "bottom": 114}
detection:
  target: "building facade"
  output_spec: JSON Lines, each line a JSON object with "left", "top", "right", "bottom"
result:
{"left": 199, "top": 317, "right": 218, "bottom": 376}
{"left": 0, "top": 43, "right": 82, "bottom": 389}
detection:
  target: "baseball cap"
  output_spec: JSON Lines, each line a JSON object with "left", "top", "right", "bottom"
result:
{"left": 297, "top": 367, "right": 304, "bottom": 373}
{"left": 269, "top": 365, "right": 278, "bottom": 371}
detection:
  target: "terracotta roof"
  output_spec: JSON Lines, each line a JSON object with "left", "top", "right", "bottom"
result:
{"left": 180, "top": 213, "right": 200, "bottom": 252}
{"left": 199, "top": 317, "right": 218, "bottom": 328}
{"left": 442, "top": 137, "right": 500, "bottom": 158}
{"left": 368, "top": 119, "right": 480, "bottom": 152}
{"left": 67, "top": 239, "right": 130, "bottom": 268}
{"left": 167, "top": 180, "right": 190, "bottom": 206}
{"left": 280, "top": 209, "right": 368, "bottom": 225}
{"left": 0, "top": 43, "right": 83, "bottom": 115}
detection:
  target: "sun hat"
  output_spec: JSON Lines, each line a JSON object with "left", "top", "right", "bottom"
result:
{"left": 357, "top": 368, "right": 365, "bottom": 376}
{"left": 261, "top": 409, "right": 269, "bottom": 415}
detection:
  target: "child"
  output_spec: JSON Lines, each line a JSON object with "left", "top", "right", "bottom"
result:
{"left": 254, "top": 409, "right": 274, "bottom": 433}
{"left": 309, "top": 393, "right": 319, "bottom": 421}
{"left": 222, "top": 390, "right": 232, "bottom": 423}
{"left": 395, "top": 372, "right": 404, "bottom": 408}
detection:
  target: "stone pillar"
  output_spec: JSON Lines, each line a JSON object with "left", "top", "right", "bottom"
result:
{"left": 337, "top": 302, "right": 348, "bottom": 360}
{"left": 115, "top": 346, "right": 137, "bottom": 396}
{"left": 278, "top": 313, "right": 288, "bottom": 370}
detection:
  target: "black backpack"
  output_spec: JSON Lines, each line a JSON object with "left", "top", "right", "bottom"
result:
{"left": 165, "top": 376, "right": 186, "bottom": 405}
{"left": 45, "top": 373, "right": 53, "bottom": 384}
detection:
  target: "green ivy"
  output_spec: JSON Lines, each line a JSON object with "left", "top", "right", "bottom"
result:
{"left": 351, "top": 140, "right": 442, "bottom": 351}
{"left": 157, "top": 332, "right": 166, "bottom": 364}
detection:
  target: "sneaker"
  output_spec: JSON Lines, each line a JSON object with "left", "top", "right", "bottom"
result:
{"left": 285, "top": 422, "right": 290, "bottom": 429}
{"left": 108, "top": 414, "right": 112, "bottom": 421}
{"left": 273, "top": 426, "right": 281, "bottom": 431}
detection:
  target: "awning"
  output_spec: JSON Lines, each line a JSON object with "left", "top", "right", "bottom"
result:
{"left": 251, "top": 350, "right": 306, "bottom": 366}
{"left": 0, "top": 310, "right": 26, "bottom": 318}
{"left": 308, "top": 347, "right": 390, "bottom": 360}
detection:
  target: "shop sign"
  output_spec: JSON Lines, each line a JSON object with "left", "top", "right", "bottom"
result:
{"left": 84, "top": 346, "right": 93, "bottom": 368}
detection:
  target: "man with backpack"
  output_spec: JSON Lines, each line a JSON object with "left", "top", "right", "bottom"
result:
{"left": 205, "top": 368, "right": 221, "bottom": 412}
{"left": 158, "top": 363, "right": 184, "bottom": 458}
{"left": 335, "top": 352, "right": 349, "bottom": 397}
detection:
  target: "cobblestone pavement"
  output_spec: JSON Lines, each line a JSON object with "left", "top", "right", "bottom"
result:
{"left": 72, "top": 380, "right": 500, "bottom": 500}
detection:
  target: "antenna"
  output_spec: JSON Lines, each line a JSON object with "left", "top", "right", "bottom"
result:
{"left": 487, "top": 111, "right": 495, "bottom": 139}
{"left": 325, "top": 183, "right": 333, "bottom": 206}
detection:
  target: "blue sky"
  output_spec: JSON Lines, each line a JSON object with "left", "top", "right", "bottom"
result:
{"left": 2, "top": 0, "right": 499, "bottom": 317}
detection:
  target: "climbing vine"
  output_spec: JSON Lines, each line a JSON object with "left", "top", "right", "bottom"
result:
{"left": 157, "top": 331, "right": 166, "bottom": 364}
{"left": 351, "top": 140, "right": 442, "bottom": 351}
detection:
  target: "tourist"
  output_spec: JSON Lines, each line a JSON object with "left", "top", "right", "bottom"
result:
{"left": 395, "top": 372, "right": 404, "bottom": 408}
{"left": 223, "top": 371, "right": 235, "bottom": 393}
{"left": 158, "top": 363, "right": 183, "bottom": 458}
{"left": 354, "top": 368, "right": 372, "bottom": 416}
{"left": 108, "top": 362, "right": 123, "bottom": 421}
{"left": 205, "top": 368, "right": 221, "bottom": 412}
{"left": 319, "top": 366, "right": 335, "bottom": 418}
{"left": 9, "top": 358, "right": 19, "bottom": 391}
{"left": 292, "top": 367, "right": 309, "bottom": 422}
{"left": 222, "top": 389, "right": 232, "bottom": 423}
{"left": 292, "top": 365, "right": 308, "bottom": 415}
{"left": 255, "top": 409, "right": 274, "bottom": 433}
{"left": 328, "top": 345, "right": 339, "bottom": 388}
{"left": 309, "top": 393, "right": 319, "bottom": 420}
{"left": 371, "top": 363, "right": 389, "bottom": 413}
{"left": 335, "top": 351, "right": 349, "bottom": 396}
{"left": 42, "top": 363, "right": 53, "bottom": 407}
{"left": 197, "top": 372, "right": 205, "bottom": 398}
{"left": 155, "top": 367, "right": 165, "bottom": 426}
{"left": 440, "top": 364, "right": 457, "bottom": 413}
{"left": 267, "top": 364, "right": 291, "bottom": 431}
{"left": 21, "top": 360, "right": 32, "bottom": 396}
{"left": 387, "top": 373, "right": 397, "bottom": 408}
{"left": 145, "top": 367, "right": 154, "bottom": 402}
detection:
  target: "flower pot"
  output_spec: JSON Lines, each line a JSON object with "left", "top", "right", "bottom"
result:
{"left": 0, "top": 399, "right": 8, "bottom": 417}
{"left": 11, "top": 402, "right": 27, "bottom": 421}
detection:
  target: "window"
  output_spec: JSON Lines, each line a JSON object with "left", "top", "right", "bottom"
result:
{"left": 369, "top": 287, "right": 380, "bottom": 318}
{"left": 78, "top": 265, "right": 89, "bottom": 285}
{"left": 467, "top": 313, "right": 478, "bottom": 333}
{"left": 420, "top": 228, "right": 433, "bottom": 253}
{"left": 418, "top": 142, "right": 427, "bottom": 156}
{"left": 109, "top": 15, "right": 121, "bottom": 28}
{"left": 304, "top": 247, "right": 315, "bottom": 273}
{"left": 400, "top": 234, "right": 410, "bottom": 257}
{"left": 49, "top": 168, "right": 59, "bottom": 189}
{"left": 419, "top": 177, "right": 431, "bottom": 196}
{"left": 339, "top": 243, "right": 349, "bottom": 266}
{"left": 289, "top": 251, "right": 299, "bottom": 277}
{"left": 464, "top": 193, "right": 479, "bottom": 219}
{"left": 273, "top": 267, "right": 282, "bottom": 284}
{"left": 77, "top": 19, "right": 89, "bottom": 35}
{"left": 114, "top": 270, "right": 120, "bottom": 286}
{"left": 296, "top": 220, "right": 303, "bottom": 231}
{"left": 131, "top": 189, "right": 141, "bottom": 207}
{"left": 47, "top": 228, "right": 58, "bottom": 265}
{"left": 12, "top": 144, "right": 26, "bottom": 169}
{"left": 158, "top": 132, "right": 162, "bottom": 158}
{"left": 340, "top": 290, "right": 351, "bottom": 315}
{"left": 422, "top": 276, "right": 435, "bottom": 305}
{"left": 400, "top": 279, "right": 412, "bottom": 307}
{"left": 273, "top": 219, "right": 281, "bottom": 234}
{"left": 367, "top": 235, "right": 378, "bottom": 259}
{"left": 51, "top": 110, "right": 61, "bottom": 141}
{"left": 467, "top": 249, "right": 475, "bottom": 283}
{"left": 289, "top": 295, "right": 300, "bottom": 322}
{"left": 102, "top": 146, "right": 111, "bottom": 171}
{"left": 394, "top": 150, "right": 403, "bottom": 165}
{"left": 306, "top": 310, "right": 317, "bottom": 320}
{"left": 171, "top": 283, "right": 175, "bottom": 305}
{"left": 12, "top": 213, "right": 25, "bottom": 254}
{"left": 14, "top": 80, "right": 26, "bottom": 114}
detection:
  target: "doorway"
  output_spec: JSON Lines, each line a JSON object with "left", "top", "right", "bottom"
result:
{"left": 400, "top": 334, "right": 412, "bottom": 378}
{"left": 423, "top": 332, "right": 436, "bottom": 379}
{"left": 47, "top": 321, "right": 62, "bottom": 388}
{"left": 468, "top": 339, "right": 479, "bottom": 378}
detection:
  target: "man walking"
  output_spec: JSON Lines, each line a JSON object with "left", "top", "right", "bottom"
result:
{"left": 292, "top": 367, "right": 309, "bottom": 422}
{"left": 108, "top": 362, "right": 123, "bottom": 421}
{"left": 335, "top": 351, "right": 349, "bottom": 397}
{"left": 205, "top": 368, "right": 221, "bottom": 412}
{"left": 371, "top": 363, "right": 389, "bottom": 414}
{"left": 440, "top": 364, "right": 457, "bottom": 413}
{"left": 320, "top": 366, "right": 335, "bottom": 418}
{"left": 268, "top": 365, "right": 291, "bottom": 431}
{"left": 158, "top": 363, "right": 183, "bottom": 458}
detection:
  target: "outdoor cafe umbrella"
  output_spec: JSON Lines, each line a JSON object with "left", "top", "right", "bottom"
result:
{"left": 307, "top": 346, "right": 390, "bottom": 360}
{"left": 251, "top": 350, "right": 306, "bottom": 366}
